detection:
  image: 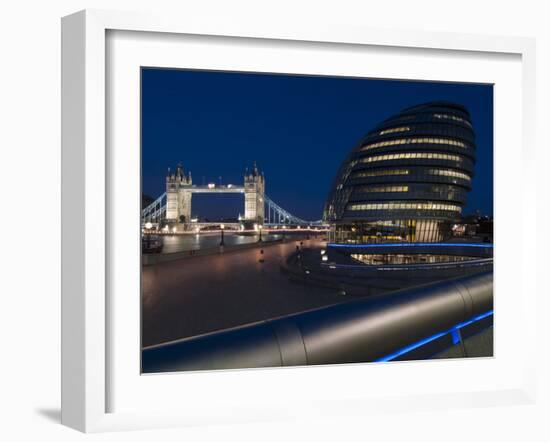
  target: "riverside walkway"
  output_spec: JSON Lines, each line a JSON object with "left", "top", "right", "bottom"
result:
{"left": 142, "top": 238, "right": 345, "bottom": 347}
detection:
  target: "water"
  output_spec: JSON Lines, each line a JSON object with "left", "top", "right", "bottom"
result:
{"left": 160, "top": 232, "right": 285, "bottom": 254}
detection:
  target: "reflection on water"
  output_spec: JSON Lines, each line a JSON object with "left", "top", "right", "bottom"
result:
{"left": 161, "top": 232, "right": 284, "bottom": 254}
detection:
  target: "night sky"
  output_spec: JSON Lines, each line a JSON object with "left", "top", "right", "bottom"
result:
{"left": 142, "top": 68, "right": 493, "bottom": 221}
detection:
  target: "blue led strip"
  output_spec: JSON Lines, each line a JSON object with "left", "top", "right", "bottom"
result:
{"left": 450, "top": 329, "right": 461, "bottom": 345}
{"left": 327, "top": 242, "right": 493, "bottom": 249}
{"left": 322, "top": 258, "right": 491, "bottom": 271}
{"left": 374, "top": 310, "right": 494, "bottom": 362}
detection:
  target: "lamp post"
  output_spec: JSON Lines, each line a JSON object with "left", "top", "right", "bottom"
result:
{"left": 258, "top": 224, "right": 263, "bottom": 243}
{"left": 219, "top": 224, "right": 225, "bottom": 246}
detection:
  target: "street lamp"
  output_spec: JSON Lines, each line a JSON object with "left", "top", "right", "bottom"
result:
{"left": 220, "top": 224, "right": 225, "bottom": 246}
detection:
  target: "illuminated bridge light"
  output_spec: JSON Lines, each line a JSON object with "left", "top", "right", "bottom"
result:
{"left": 327, "top": 242, "right": 493, "bottom": 249}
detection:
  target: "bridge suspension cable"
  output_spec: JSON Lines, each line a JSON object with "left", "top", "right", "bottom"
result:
{"left": 263, "top": 196, "right": 308, "bottom": 225}
{"left": 142, "top": 192, "right": 166, "bottom": 224}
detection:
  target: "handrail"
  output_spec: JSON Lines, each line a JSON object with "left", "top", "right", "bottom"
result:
{"left": 142, "top": 271, "right": 493, "bottom": 373}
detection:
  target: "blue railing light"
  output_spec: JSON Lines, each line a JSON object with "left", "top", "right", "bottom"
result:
{"left": 374, "top": 310, "right": 494, "bottom": 362}
{"left": 451, "top": 329, "right": 461, "bottom": 345}
{"left": 321, "top": 258, "right": 492, "bottom": 271}
{"left": 327, "top": 242, "right": 493, "bottom": 249}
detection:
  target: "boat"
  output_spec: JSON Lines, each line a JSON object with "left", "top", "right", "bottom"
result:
{"left": 142, "top": 234, "right": 163, "bottom": 254}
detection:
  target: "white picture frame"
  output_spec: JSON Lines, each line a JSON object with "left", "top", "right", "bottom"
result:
{"left": 61, "top": 9, "right": 537, "bottom": 433}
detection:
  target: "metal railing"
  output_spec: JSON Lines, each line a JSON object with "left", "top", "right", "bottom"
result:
{"left": 142, "top": 271, "right": 493, "bottom": 373}
{"left": 142, "top": 192, "right": 166, "bottom": 224}
{"left": 264, "top": 195, "right": 308, "bottom": 225}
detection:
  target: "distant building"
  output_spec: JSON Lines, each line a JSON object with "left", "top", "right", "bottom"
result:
{"left": 324, "top": 102, "right": 476, "bottom": 244}
{"left": 166, "top": 163, "right": 193, "bottom": 223}
{"left": 244, "top": 162, "right": 265, "bottom": 225}
{"left": 164, "top": 162, "right": 265, "bottom": 229}
{"left": 453, "top": 215, "right": 493, "bottom": 239}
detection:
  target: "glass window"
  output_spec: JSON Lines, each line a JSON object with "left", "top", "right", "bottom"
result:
{"left": 379, "top": 126, "right": 411, "bottom": 135}
{"left": 361, "top": 136, "right": 470, "bottom": 151}
{"left": 428, "top": 168, "right": 471, "bottom": 181}
{"left": 347, "top": 201, "right": 461, "bottom": 212}
{"left": 433, "top": 113, "right": 473, "bottom": 127}
{"left": 360, "top": 152, "right": 462, "bottom": 164}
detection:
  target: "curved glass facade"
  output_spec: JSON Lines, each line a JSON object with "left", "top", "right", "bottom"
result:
{"left": 325, "top": 102, "right": 475, "bottom": 243}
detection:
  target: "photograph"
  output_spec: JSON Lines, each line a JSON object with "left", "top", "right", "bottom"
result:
{"left": 140, "top": 68, "right": 494, "bottom": 373}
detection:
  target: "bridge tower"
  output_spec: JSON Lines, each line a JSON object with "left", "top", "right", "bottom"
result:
{"left": 244, "top": 162, "right": 265, "bottom": 225}
{"left": 166, "top": 163, "right": 193, "bottom": 225}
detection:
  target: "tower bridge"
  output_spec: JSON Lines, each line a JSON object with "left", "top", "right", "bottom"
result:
{"left": 142, "top": 163, "right": 319, "bottom": 230}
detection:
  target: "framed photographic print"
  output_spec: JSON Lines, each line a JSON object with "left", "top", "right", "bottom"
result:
{"left": 61, "top": 9, "right": 537, "bottom": 432}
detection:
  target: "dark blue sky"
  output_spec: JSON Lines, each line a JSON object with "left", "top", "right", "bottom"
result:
{"left": 142, "top": 68, "right": 493, "bottom": 220}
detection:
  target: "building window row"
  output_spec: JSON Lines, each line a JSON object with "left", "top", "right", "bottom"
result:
{"left": 433, "top": 113, "right": 472, "bottom": 127}
{"left": 428, "top": 168, "right": 471, "bottom": 181}
{"left": 370, "top": 124, "right": 474, "bottom": 141}
{"left": 361, "top": 136, "right": 470, "bottom": 151}
{"left": 347, "top": 202, "right": 462, "bottom": 212}
{"left": 379, "top": 126, "right": 411, "bottom": 135}
{"left": 352, "top": 168, "right": 410, "bottom": 178}
{"left": 393, "top": 115, "right": 416, "bottom": 122}
{"left": 351, "top": 253, "right": 476, "bottom": 265}
{"left": 350, "top": 168, "right": 471, "bottom": 183}
{"left": 359, "top": 152, "right": 462, "bottom": 164}
{"left": 356, "top": 185, "right": 409, "bottom": 193}
{"left": 350, "top": 185, "right": 466, "bottom": 203}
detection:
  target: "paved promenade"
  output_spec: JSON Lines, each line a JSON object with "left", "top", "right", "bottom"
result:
{"left": 142, "top": 238, "right": 345, "bottom": 347}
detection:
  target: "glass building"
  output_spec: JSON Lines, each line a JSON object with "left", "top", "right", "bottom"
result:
{"left": 324, "top": 102, "right": 476, "bottom": 244}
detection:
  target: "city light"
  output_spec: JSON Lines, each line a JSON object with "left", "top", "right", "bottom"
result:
{"left": 145, "top": 222, "right": 153, "bottom": 230}
{"left": 327, "top": 242, "right": 494, "bottom": 249}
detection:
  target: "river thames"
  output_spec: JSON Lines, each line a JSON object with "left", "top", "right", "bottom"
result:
{"left": 159, "top": 231, "right": 283, "bottom": 253}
